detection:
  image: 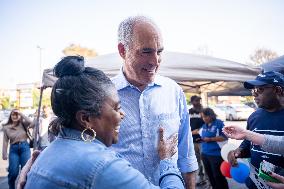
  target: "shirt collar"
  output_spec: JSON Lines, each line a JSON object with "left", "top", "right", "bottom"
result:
{"left": 58, "top": 127, "right": 107, "bottom": 147}
{"left": 113, "top": 68, "right": 163, "bottom": 91}
{"left": 205, "top": 119, "right": 217, "bottom": 127}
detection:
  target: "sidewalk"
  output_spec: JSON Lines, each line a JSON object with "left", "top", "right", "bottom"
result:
{"left": 0, "top": 176, "right": 8, "bottom": 189}
{"left": 195, "top": 174, "right": 247, "bottom": 189}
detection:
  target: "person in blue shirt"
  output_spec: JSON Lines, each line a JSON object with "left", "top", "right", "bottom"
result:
{"left": 23, "top": 56, "right": 184, "bottom": 189}
{"left": 228, "top": 71, "right": 284, "bottom": 189}
{"left": 113, "top": 15, "right": 198, "bottom": 188}
{"left": 200, "top": 107, "right": 228, "bottom": 189}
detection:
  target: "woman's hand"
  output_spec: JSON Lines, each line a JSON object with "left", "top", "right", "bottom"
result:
{"left": 222, "top": 125, "right": 247, "bottom": 140}
{"left": 266, "top": 172, "right": 284, "bottom": 189}
{"left": 158, "top": 128, "right": 178, "bottom": 160}
{"left": 13, "top": 109, "right": 23, "bottom": 117}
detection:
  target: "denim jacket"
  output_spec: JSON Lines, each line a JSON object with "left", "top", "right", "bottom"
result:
{"left": 24, "top": 128, "right": 184, "bottom": 189}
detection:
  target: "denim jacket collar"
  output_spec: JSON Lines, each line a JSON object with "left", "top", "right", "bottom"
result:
{"left": 58, "top": 127, "right": 106, "bottom": 148}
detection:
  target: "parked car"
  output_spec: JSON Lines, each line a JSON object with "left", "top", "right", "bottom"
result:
{"left": 210, "top": 106, "right": 227, "bottom": 121}
{"left": 215, "top": 104, "right": 255, "bottom": 121}
{"left": 22, "top": 108, "right": 37, "bottom": 119}
{"left": 0, "top": 110, "right": 10, "bottom": 131}
{"left": 0, "top": 109, "right": 11, "bottom": 122}
{"left": 245, "top": 102, "right": 258, "bottom": 110}
{"left": 0, "top": 118, "right": 8, "bottom": 131}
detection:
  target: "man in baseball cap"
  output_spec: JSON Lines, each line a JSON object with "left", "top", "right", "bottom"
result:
{"left": 228, "top": 71, "right": 284, "bottom": 189}
{"left": 244, "top": 71, "right": 284, "bottom": 89}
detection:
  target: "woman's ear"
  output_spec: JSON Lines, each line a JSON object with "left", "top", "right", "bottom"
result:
{"left": 75, "top": 110, "right": 90, "bottom": 128}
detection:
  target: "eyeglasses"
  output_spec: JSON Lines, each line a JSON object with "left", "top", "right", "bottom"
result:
{"left": 251, "top": 86, "right": 275, "bottom": 94}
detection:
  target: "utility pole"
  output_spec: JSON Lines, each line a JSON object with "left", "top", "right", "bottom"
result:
{"left": 35, "top": 45, "right": 44, "bottom": 150}
{"left": 37, "top": 46, "right": 43, "bottom": 83}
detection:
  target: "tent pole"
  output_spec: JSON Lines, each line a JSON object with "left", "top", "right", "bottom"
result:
{"left": 201, "top": 92, "right": 208, "bottom": 107}
{"left": 33, "top": 86, "right": 44, "bottom": 150}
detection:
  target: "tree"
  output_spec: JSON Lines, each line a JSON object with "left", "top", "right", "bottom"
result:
{"left": 0, "top": 96, "right": 10, "bottom": 109}
{"left": 32, "top": 88, "right": 51, "bottom": 108}
{"left": 249, "top": 48, "right": 278, "bottom": 65}
{"left": 63, "top": 44, "right": 98, "bottom": 58}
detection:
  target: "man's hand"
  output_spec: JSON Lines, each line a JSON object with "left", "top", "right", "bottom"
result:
{"left": 17, "top": 150, "right": 40, "bottom": 189}
{"left": 227, "top": 148, "right": 242, "bottom": 167}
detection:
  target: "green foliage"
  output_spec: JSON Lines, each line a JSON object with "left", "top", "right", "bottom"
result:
{"left": 32, "top": 88, "right": 51, "bottom": 108}
{"left": 185, "top": 93, "right": 199, "bottom": 105}
{"left": 242, "top": 96, "right": 254, "bottom": 103}
{"left": 0, "top": 96, "right": 10, "bottom": 109}
{"left": 63, "top": 44, "right": 98, "bottom": 58}
{"left": 32, "top": 89, "right": 39, "bottom": 107}
{"left": 10, "top": 101, "right": 17, "bottom": 109}
{"left": 185, "top": 93, "right": 191, "bottom": 105}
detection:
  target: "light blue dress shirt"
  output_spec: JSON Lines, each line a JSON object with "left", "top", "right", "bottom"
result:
{"left": 24, "top": 128, "right": 185, "bottom": 189}
{"left": 111, "top": 71, "right": 198, "bottom": 185}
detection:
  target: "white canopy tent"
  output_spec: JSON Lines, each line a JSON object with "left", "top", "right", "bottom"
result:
{"left": 208, "top": 55, "right": 284, "bottom": 96}
{"left": 35, "top": 52, "right": 260, "bottom": 149}
{"left": 42, "top": 51, "right": 260, "bottom": 94}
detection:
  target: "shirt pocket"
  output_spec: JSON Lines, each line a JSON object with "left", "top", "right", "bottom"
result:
{"left": 150, "top": 112, "right": 180, "bottom": 148}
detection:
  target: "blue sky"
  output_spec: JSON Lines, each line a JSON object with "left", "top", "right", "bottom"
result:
{"left": 0, "top": 0, "right": 284, "bottom": 88}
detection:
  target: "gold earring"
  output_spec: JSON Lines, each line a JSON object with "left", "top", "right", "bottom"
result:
{"left": 81, "top": 127, "right": 96, "bottom": 142}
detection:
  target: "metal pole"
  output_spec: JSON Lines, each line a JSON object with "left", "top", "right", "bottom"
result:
{"left": 37, "top": 46, "right": 43, "bottom": 83}
{"left": 33, "top": 86, "right": 44, "bottom": 150}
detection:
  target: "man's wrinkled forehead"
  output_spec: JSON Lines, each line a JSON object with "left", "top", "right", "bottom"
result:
{"left": 132, "top": 22, "right": 163, "bottom": 48}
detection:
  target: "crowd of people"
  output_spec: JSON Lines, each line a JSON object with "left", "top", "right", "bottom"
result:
{"left": 1, "top": 15, "right": 284, "bottom": 189}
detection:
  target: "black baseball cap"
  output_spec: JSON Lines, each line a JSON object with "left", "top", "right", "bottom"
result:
{"left": 244, "top": 71, "right": 284, "bottom": 89}
{"left": 190, "top": 95, "right": 201, "bottom": 102}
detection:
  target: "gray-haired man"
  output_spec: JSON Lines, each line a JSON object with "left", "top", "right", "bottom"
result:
{"left": 111, "top": 16, "right": 198, "bottom": 188}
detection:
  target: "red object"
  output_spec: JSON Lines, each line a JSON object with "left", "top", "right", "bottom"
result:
{"left": 220, "top": 161, "right": 232, "bottom": 178}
